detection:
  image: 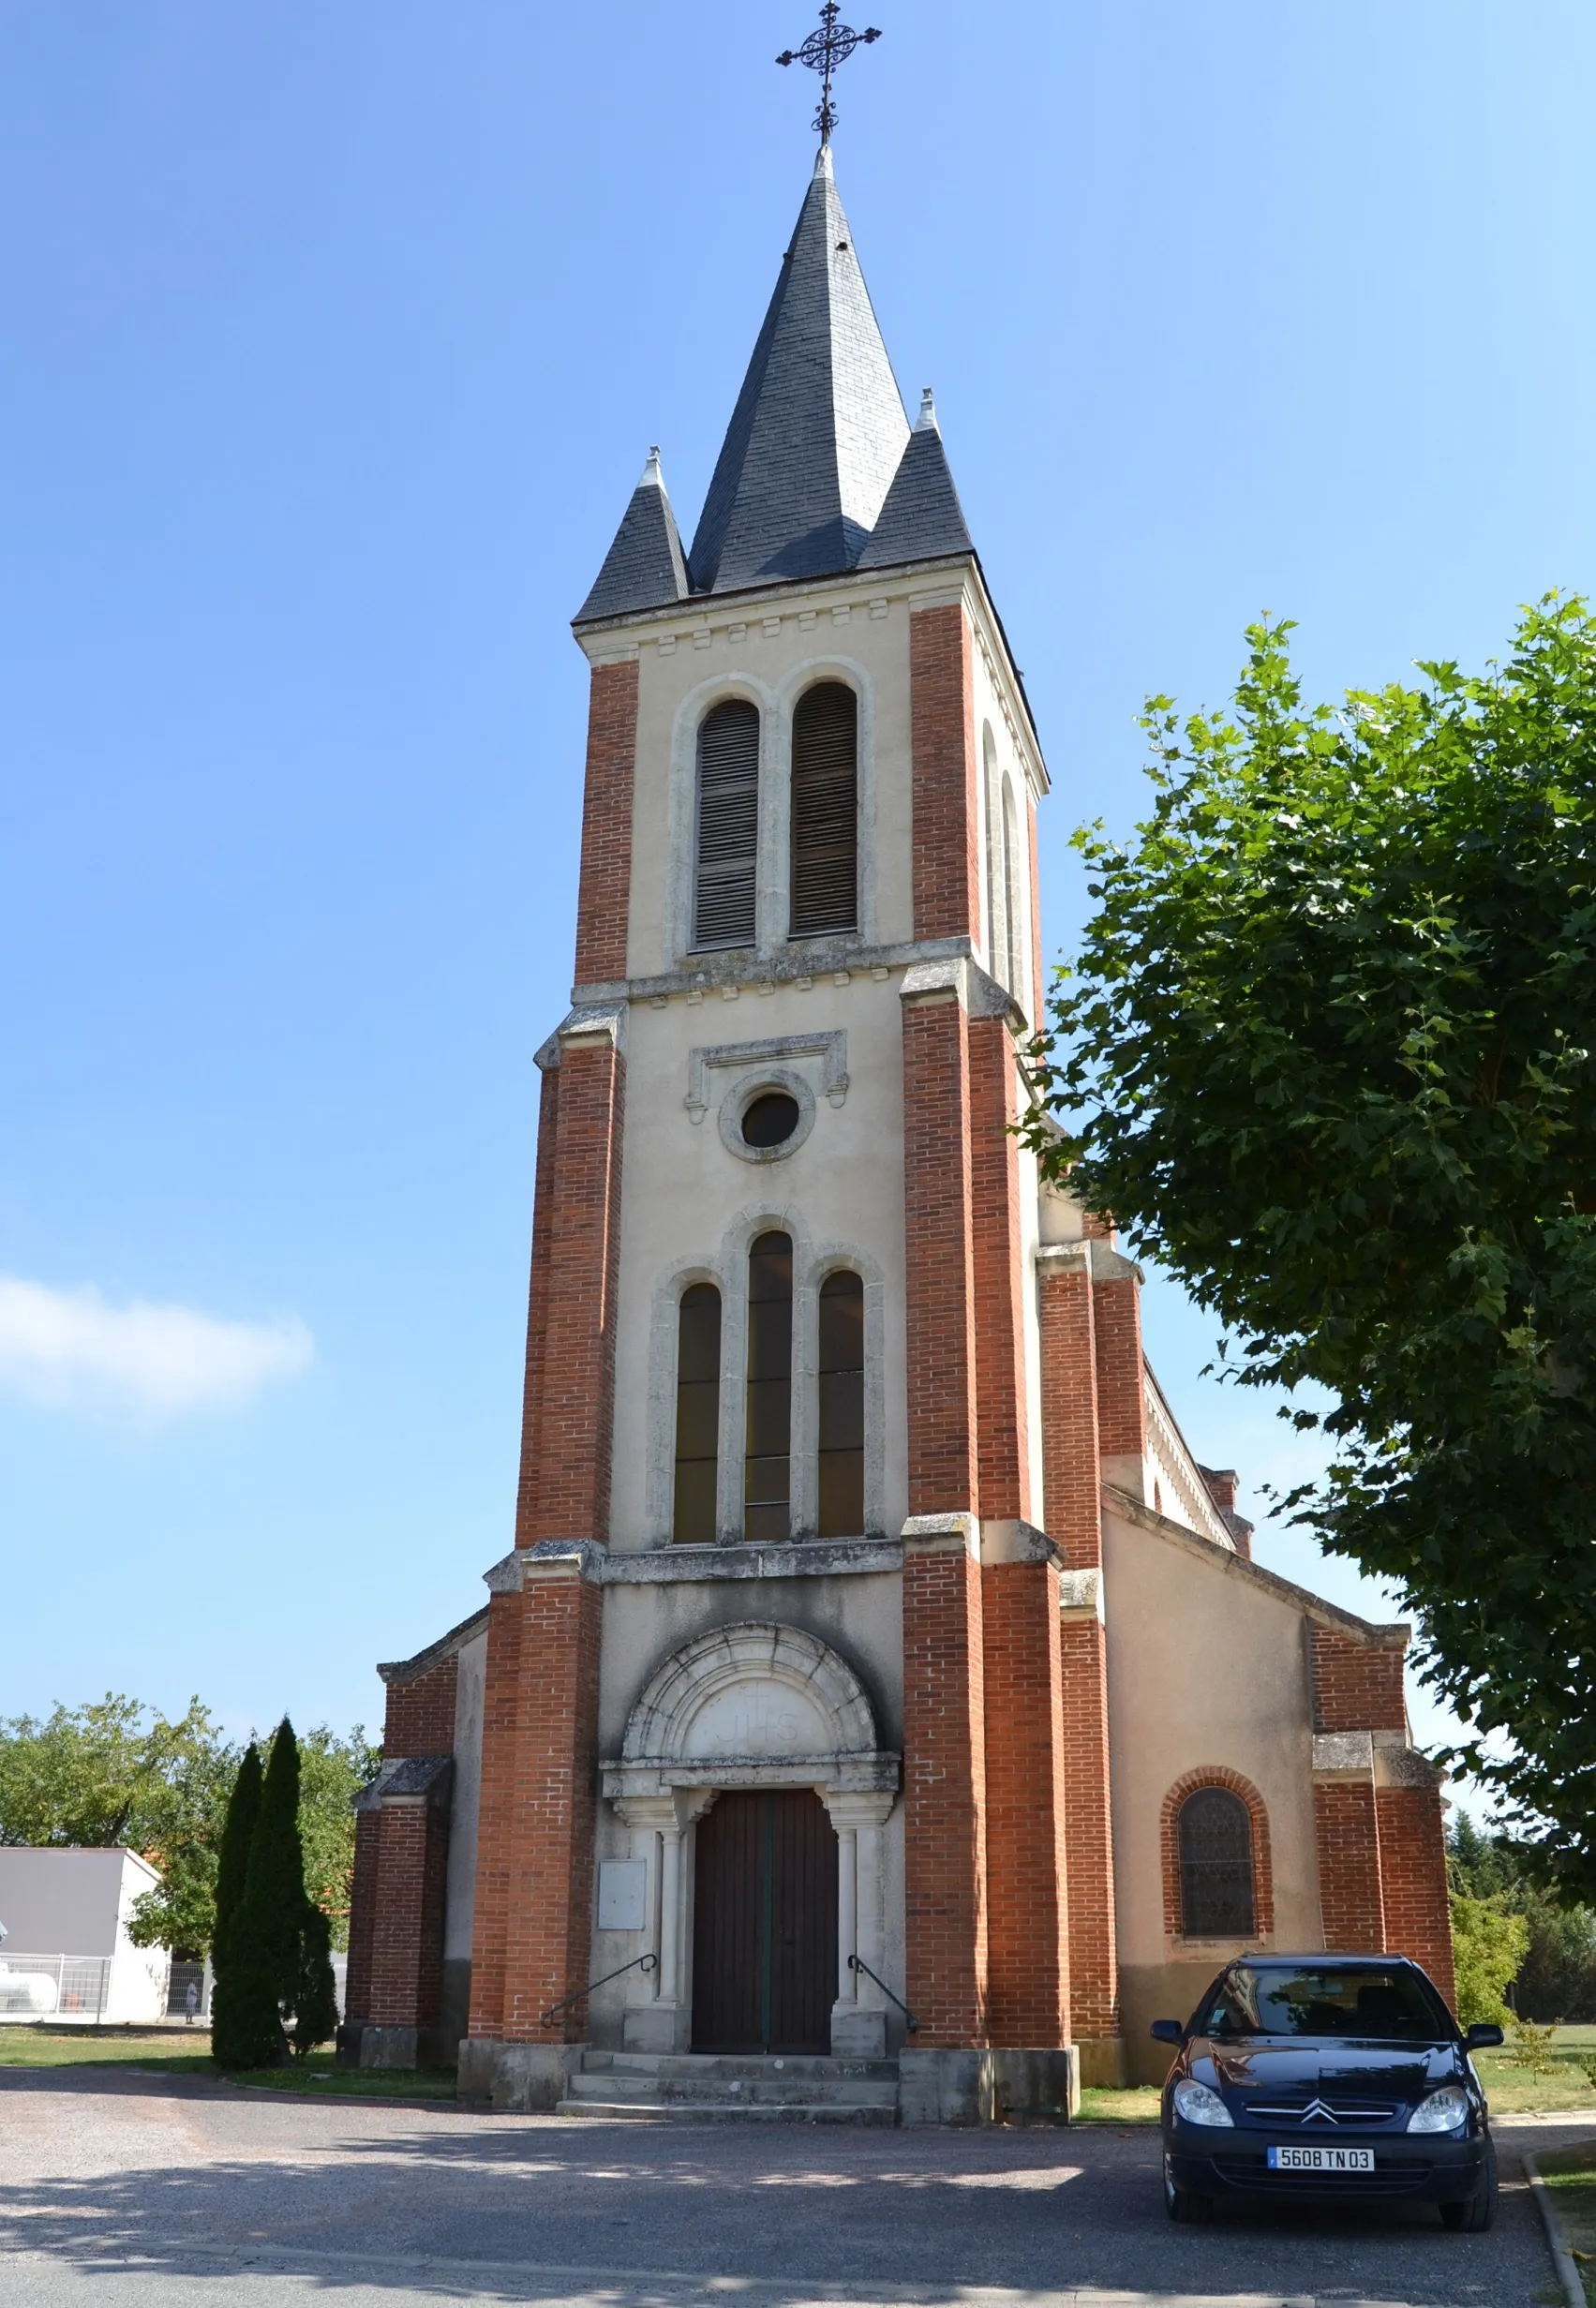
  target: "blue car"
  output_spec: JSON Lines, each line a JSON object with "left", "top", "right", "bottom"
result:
{"left": 1152, "top": 1954, "right": 1501, "bottom": 2228}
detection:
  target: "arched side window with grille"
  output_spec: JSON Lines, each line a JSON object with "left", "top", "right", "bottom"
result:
{"left": 744, "top": 1231, "right": 793, "bottom": 1543}
{"left": 1177, "top": 1786, "right": 1256, "bottom": 1937}
{"left": 788, "top": 681, "right": 858, "bottom": 937}
{"left": 694, "top": 699, "right": 760, "bottom": 949}
{"left": 816, "top": 1270, "right": 864, "bottom": 1538}
{"left": 673, "top": 1284, "right": 722, "bottom": 1544}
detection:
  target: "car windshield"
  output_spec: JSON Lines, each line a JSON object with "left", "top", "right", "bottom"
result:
{"left": 1198, "top": 1964, "right": 1450, "bottom": 2041}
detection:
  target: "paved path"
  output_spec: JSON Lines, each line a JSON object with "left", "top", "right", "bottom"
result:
{"left": 0, "top": 2068, "right": 1584, "bottom": 2307}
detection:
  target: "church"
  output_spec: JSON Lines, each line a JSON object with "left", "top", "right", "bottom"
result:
{"left": 340, "top": 134, "right": 1454, "bottom": 2121}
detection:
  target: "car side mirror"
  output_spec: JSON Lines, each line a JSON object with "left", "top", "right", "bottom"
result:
{"left": 1149, "top": 2018, "right": 1184, "bottom": 2046}
{"left": 1464, "top": 2023, "right": 1504, "bottom": 2050}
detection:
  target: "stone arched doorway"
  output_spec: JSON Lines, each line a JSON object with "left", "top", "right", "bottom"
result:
{"left": 600, "top": 1622, "right": 900, "bottom": 2057}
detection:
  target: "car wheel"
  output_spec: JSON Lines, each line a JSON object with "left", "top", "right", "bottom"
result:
{"left": 1439, "top": 2152, "right": 1498, "bottom": 2233}
{"left": 1164, "top": 2160, "right": 1214, "bottom": 2224}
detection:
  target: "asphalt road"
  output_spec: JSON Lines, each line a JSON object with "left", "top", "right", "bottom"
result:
{"left": 0, "top": 2066, "right": 1584, "bottom": 2308}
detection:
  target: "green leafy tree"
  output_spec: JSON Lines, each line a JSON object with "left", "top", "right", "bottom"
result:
{"left": 1022, "top": 597, "right": 1596, "bottom": 1888}
{"left": 221, "top": 1720, "right": 306, "bottom": 2069}
{"left": 296, "top": 1725, "right": 380, "bottom": 1953}
{"left": 291, "top": 1901, "right": 339, "bottom": 2060}
{"left": 1451, "top": 1894, "right": 1530, "bottom": 2029}
{"left": 1447, "top": 1815, "right": 1596, "bottom": 2019}
{"left": 0, "top": 1694, "right": 230, "bottom": 1854}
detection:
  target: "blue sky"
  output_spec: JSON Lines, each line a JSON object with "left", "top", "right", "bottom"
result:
{"left": 3, "top": 1, "right": 1592, "bottom": 1773}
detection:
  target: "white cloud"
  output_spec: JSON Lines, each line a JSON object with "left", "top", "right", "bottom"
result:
{"left": 0, "top": 1275, "right": 314, "bottom": 1415}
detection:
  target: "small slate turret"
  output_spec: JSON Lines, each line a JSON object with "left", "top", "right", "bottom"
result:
{"left": 574, "top": 448, "right": 690, "bottom": 625}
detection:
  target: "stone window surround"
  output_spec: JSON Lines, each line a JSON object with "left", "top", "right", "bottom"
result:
{"left": 645, "top": 1203, "right": 887, "bottom": 1548}
{"left": 603, "top": 1622, "right": 900, "bottom": 2059}
{"left": 1158, "top": 1765, "right": 1276, "bottom": 1948}
{"left": 685, "top": 1030, "right": 849, "bottom": 1167}
{"left": 664, "top": 659, "right": 878, "bottom": 970}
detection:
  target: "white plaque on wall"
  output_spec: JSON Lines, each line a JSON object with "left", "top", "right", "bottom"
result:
{"left": 597, "top": 1858, "right": 648, "bottom": 1932}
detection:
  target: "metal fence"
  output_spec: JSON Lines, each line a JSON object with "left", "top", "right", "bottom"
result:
{"left": 0, "top": 1954, "right": 115, "bottom": 2020}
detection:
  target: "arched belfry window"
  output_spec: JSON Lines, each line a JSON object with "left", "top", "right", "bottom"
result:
{"left": 694, "top": 700, "right": 760, "bottom": 949}
{"left": 673, "top": 1284, "right": 722, "bottom": 1544}
{"left": 744, "top": 1231, "right": 793, "bottom": 1542}
{"left": 1177, "top": 1786, "right": 1256, "bottom": 1937}
{"left": 816, "top": 1270, "right": 864, "bottom": 1538}
{"left": 788, "top": 681, "right": 858, "bottom": 938}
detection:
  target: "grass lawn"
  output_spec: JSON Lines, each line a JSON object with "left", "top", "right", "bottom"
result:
{"left": 1474, "top": 2024, "right": 1596, "bottom": 2116}
{"left": 1534, "top": 2140, "right": 1596, "bottom": 2304}
{"left": 0, "top": 2029, "right": 456, "bottom": 2099}
{"left": 1077, "top": 2085, "right": 1162, "bottom": 2124}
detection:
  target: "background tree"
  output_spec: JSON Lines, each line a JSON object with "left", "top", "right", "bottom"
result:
{"left": 208, "top": 1744, "right": 261, "bottom": 1993}
{"left": 1450, "top": 1815, "right": 1596, "bottom": 2020}
{"left": 291, "top": 1901, "right": 339, "bottom": 2060}
{"left": 0, "top": 1699, "right": 373, "bottom": 1957}
{"left": 0, "top": 1694, "right": 229, "bottom": 1852}
{"left": 222, "top": 1718, "right": 306, "bottom": 2068}
{"left": 1022, "top": 597, "right": 1596, "bottom": 1891}
{"left": 296, "top": 1725, "right": 380, "bottom": 1947}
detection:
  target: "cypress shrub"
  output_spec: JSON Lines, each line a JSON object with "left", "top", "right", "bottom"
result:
{"left": 292, "top": 1901, "right": 339, "bottom": 2060}
{"left": 208, "top": 1743, "right": 262, "bottom": 2069}
{"left": 225, "top": 1719, "right": 306, "bottom": 2068}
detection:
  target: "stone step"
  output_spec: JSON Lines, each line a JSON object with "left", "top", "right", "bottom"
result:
{"left": 567, "top": 2073, "right": 898, "bottom": 2109}
{"left": 556, "top": 2096, "right": 900, "bottom": 2125}
{"left": 579, "top": 2050, "right": 898, "bottom": 2082}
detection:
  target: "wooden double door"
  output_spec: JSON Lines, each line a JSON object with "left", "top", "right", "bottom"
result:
{"left": 691, "top": 1790, "right": 838, "bottom": 2054}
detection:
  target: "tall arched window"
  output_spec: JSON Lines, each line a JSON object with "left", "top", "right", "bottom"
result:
{"left": 673, "top": 1284, "right": 722, "bottom": 1544}
{"left": 744, "top": 1231, "right": 793, "bottom": 1542}
{"left": 1177, "top": 1786, "right": 1256, "bottom": 1937}
{"left": 982, "top": 723, "right": 1004, "bottom": 982}
{"left": 694, "top": 699, "right": 760, "bottom": 949}
{"left": 1000, "top": 772, "right": 1024, "bottom": 1001}
{"left": 816, "top": 1270, "right": 864, "bottom": 1538}
{"left": 788, "top": 681, "right": 858, "bottom": 937}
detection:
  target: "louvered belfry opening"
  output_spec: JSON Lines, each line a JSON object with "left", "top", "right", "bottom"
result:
{"left": 1177, "top": 1786, "right": 1256, "bottom": 1937}
{"left": 694, "top": 699, "right": 760, "bottom": 949}
{"left": 789, "top": 681, "right": 858, "bottom": 938}
{"left": 673, "top": 1283, "right": 722, "bottom": 1544}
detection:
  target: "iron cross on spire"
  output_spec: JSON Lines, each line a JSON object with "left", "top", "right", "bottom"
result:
{"left": 776, "top": 3, "right": 882, "bottom": 145}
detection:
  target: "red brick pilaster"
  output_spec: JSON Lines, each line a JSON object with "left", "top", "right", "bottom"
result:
{"left": 1091, "top": 1249, "right": 1146, "bottom": 1470}
{"left": 902, "top": 1531, "right": 988, "bottom": 2046}
{"left": 364, "top": 1785, "right": 453, "bottom": 2030}
{"left": 902, "top": 983, "right": 978, "bottom": 1519}
{"left": 343, "top": 1810, "right": 380, "bottom": 2028}
{"left": 516, "top": 1023, "right": 625, "bottom": 1547}
{"left": 1377, "top": 1783, "right": 1455, "bottom": 2007}
{"left": 1311, "top": 1630, "right": 1407, "bottom": 1734}
{"left": 969, "top": 1011, "right": 1031, "bottom": 1524}
{"left": 981, "top": 1557, "right": 1069, "bottom": 2047}
{"left": 468, "top": 1552, "right": 604, "bottom": 2042}
{"left": 1038, "top": 1250, "right": 1118, "bottom": 2042}
{"left": 910, "top": 603, "right": 981, "bottom": 945}
{"left": 573, "top": 659, "right": 637, "bottom": 987}
{"left": 1313, "top": 1779, "right": 1386, "bottom": 1952}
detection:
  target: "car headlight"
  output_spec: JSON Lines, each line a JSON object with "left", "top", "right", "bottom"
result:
{"left": 1408, "top": 2086, "right": 1470, "bottom": 2134}
{"left": 1171, "top": 2077, "right": 1234, "bottom": 2128}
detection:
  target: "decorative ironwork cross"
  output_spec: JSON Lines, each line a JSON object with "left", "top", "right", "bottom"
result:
{"left": 776, "top": 3, "right": 882, "bottom": 145}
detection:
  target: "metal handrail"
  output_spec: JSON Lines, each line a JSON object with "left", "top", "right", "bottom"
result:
{"left": 848, "top": 1953, "right": 917, "bottom": 2033}
{"left": 540, "top": 1951, "right": 656, "bottom": 2029}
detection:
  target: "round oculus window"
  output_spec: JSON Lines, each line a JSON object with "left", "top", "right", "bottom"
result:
{"left": 740, "top": 1092, "right": 801, "bottom": 1150}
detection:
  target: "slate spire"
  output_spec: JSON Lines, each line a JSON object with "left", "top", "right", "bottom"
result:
{"left": 687, "top": 146, "right": 909, "bottom": 596}
{"left": 574, "top": 447, "right": 690, "bottom": 625}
